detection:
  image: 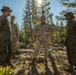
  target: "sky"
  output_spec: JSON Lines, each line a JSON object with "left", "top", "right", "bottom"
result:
{"left": 0, "top": 0, "right": 67, "bottom": 28}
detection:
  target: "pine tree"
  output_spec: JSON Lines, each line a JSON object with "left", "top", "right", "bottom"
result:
{"left": 55, "top": 14, "right": 66, "bottom": 45}
{"left": 31, "top": 0, "right": 51, "bottom": 25}
{"left": 31, "top": 0, "right": 40, "bottom": 26}
{"left": 22, "top": 0, "right": 52, "bottom": 44}
{"left": 57, "top": 0, "right": 76, "bottom": 7}
{"left": 49, "top": 13, "right": 54, "bottom": 24}
{"left": 58, "top": 0, "right": 76, "bottom": 15}
{"left": 39, "top": 0, "right": 51, "bottom": 22}
{"left": 22, "top": 0, "right": 32, "bottom": 44}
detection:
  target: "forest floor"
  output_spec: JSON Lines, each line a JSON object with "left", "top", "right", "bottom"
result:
{"left": 11, "top": 46, "right": 76, "bottom": 75}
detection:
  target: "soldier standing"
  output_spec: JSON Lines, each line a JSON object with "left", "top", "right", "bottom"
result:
{"left": 0, "top": 6, "right": 12, "bottom": 66}
{"left": 30, "top": 15, "right": 54, "bottom": 65}
{"left": 64, "top": 12, "right": 76, "bottom": 72}
{"left": 9, "top": 16, "right": 18, "bottom": 58}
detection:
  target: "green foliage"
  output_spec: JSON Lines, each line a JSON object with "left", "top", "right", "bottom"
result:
{"left": 22, "top": 0, "right": 51, "bottom": 44}
{"left": 0, "top": 66, "right": 14, "bottom": 75}
{"left": 19, "top": 27, "right": 25, "bottom": 42}
{"left": 58, "top": 0, "right": 76, "bottom": 16}
{"left": 51, "top": 31, "right": 60, "bottom": 43}
{"left": 57, "top": 0, "right": 76, "bottom": 7}
{"left": 20, "top": 0, "right": 67, "bottom": 46}
{"left": 51, "top": 20, "right": 66, "bottom": 45}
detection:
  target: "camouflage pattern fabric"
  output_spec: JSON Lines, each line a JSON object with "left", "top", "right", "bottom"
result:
{"left": 66, "top": 20, "right": 76, "bottom": 66}
{"left": 33, "top": 23, "right": 54, "bottom": 59}
{"left": 10, "top": 23, "right": 18, "bottom": 52}
{"left": 0, "top": 15, "right": 11, "bottom": 65}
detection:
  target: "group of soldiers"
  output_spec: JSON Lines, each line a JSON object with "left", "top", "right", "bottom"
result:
{"left": 0, "top": 5, "right": 76, "bottom": 74}
{"left": 29, "top": 11, "right": 76, "bottom": 74}
{"left": 30, "top": 12, "right": 76, "bottom": 73}
{"left": 0, "top": 6, "right": 18, "bottom": 67}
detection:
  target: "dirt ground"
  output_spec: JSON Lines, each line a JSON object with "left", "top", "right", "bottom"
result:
{"left": 11, "top": 46, "right": 75, "bottom": 75}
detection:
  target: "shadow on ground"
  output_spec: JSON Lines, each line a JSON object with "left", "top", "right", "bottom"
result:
{"left": 49, "top": 52, "right": 60, "bottom": 75}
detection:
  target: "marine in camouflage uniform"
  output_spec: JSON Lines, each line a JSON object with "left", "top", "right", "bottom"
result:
{"left": 9, "top": 16, "right": 18, "bottom": 58}
{"left": 64, "top": 12, "right": 76, "bottom": 72}
{"left": 30, "top": 15, "right": 54, "bottom": 65}
{"left": 0, "top": 6, "right": 12, "bottom": 66}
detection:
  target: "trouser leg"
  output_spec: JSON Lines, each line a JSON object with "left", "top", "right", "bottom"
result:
{"left": 33, "top": 39, "right": 41, "bottom": 59}
{"left": 0, "top": 46, "right": 7, "bottom": 66}
{"left": 6, "top": 39, "right": 12, "bottom": 64}
{"left": 30, "top": 39, "right": 41, "bottom": 65}
{"left": 43, "top": 39, "right": 49, "bottom": 60}
{"left": 67, "top": 47, "right": 73, "bottom": 66}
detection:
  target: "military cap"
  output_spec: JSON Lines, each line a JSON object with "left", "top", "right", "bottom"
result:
{"left": 64, "top": 12, "right": 74, "bottom": 19}
{"left": 1, "top": 6, "right": 12, "bottom": 12}
{"left": 11, "top": 15, "right": 15, "bottom": 19}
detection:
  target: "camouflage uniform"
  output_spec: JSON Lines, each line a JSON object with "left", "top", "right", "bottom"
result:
{"left": 0, "top": 15, "right": 11, "bottom": 65}
{"left": 33, "top": 23, "right": 53, "bottom": 59}
{"left": 10, "top": 23, "right": 18, "bottom": 52}
{"left": 66, "top": 20, "right": 76, "bottom": 67}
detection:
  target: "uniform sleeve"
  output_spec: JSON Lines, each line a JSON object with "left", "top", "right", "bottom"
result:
{"left": 15, "top": 25, "right": 19, "bottom": 39}
{"left": 73, "top": 21, "right": 76, "bottom": 32}
{"left": 0, "top": 16, "right": 6, "bottom": 29}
